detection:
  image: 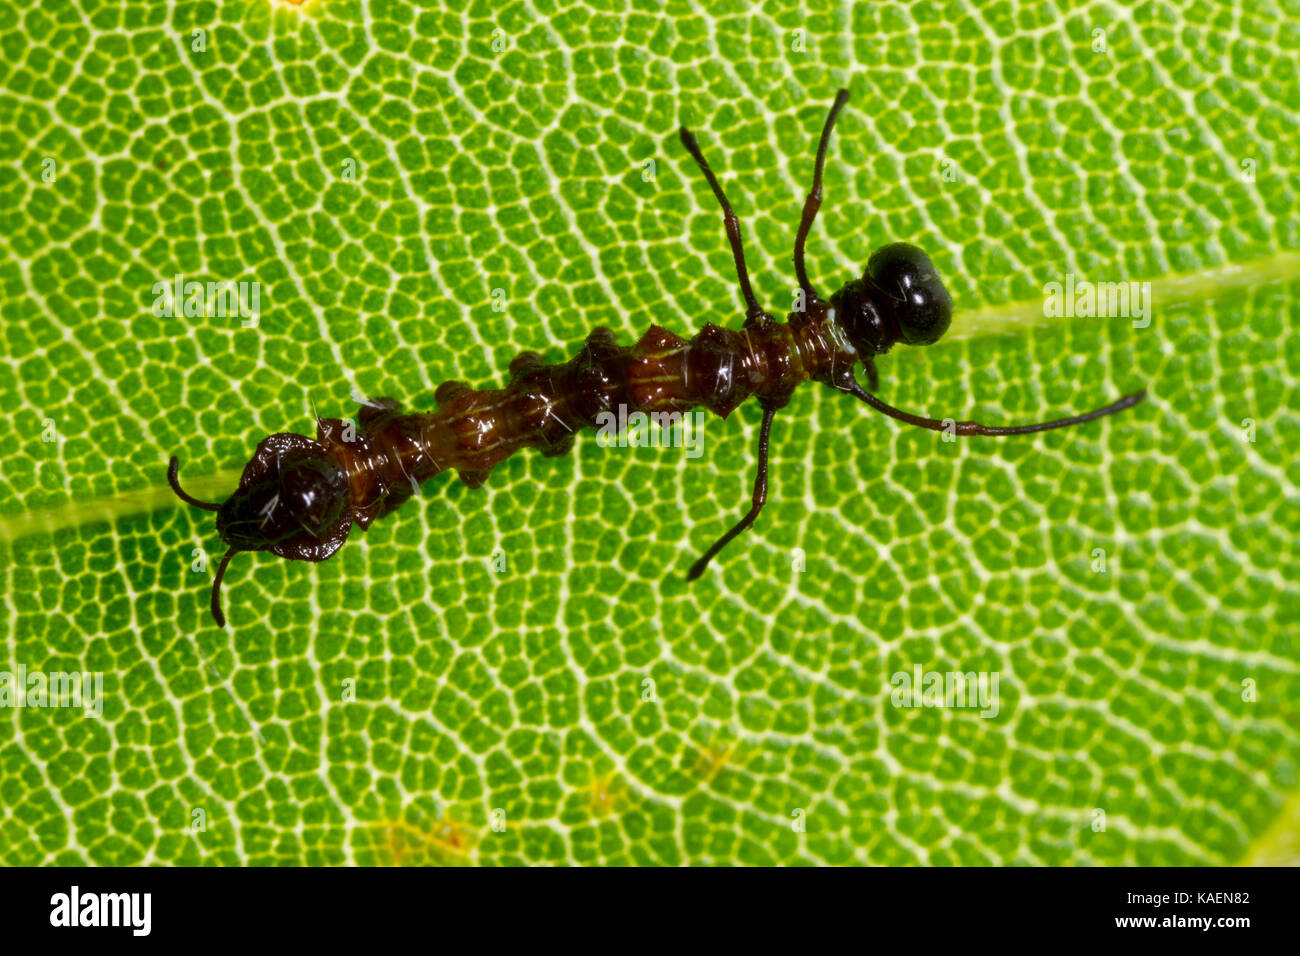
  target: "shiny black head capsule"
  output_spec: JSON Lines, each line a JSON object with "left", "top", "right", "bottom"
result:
{"left": 167, "top": 433, "right": 353, "bottom": 627}
{"left": 831, "top": 242, "right": 953, "bottom": 354}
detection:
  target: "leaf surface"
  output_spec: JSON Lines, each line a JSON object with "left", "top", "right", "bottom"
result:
{"left": 0, "top": 0, "right": 1296, "bottom": 865}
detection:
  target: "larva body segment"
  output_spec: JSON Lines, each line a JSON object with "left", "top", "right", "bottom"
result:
{"left": 319, "top": 302, "right": 858, "bottom": 531}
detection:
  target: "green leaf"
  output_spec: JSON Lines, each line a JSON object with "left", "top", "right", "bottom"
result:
{"left": 0, "top": 0, "right": 1296, "bottom": 866}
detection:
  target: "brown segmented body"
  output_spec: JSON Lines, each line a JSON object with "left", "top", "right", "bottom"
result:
{"left": 166, "top": 88, "right": 1145, "bottom": 627}
{"left": 318, "top": 303, "right": 858, "bottom": 530}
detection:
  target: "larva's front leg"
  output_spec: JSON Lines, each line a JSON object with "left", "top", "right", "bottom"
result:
{"left": 686, "top": 404, "right": 779, "bottom": 581}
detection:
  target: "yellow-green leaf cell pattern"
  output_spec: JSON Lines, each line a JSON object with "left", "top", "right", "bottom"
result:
{"left": 0, "top": 0, "right": 1296, "bottom": 865}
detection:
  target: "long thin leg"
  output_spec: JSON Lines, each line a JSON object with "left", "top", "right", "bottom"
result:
{"left": 679, "top": 126, "right": 767, "bottom": 323}
{"left": 687, "top": 406, "right": 777, "bottom": 581}
{"left": 841, "top": 379, "right": 1146, "bottom": 435}
{"left": 794, "top": 89, "right": 851, "bottom": 304}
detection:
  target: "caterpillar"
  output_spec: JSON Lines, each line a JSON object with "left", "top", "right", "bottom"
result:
{"left": 168, "top": 89, "right": 1146, "bottom": 627}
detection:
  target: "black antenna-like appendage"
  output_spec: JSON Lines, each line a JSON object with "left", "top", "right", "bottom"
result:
{"left": 844, "top": 381, "right": 1147, "bottom": 436}
{"left": 168, "top": 456, "right": 222, "bottom": 511}
{"left": 210, "top": 547, "right": 239, "bottom": 628}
